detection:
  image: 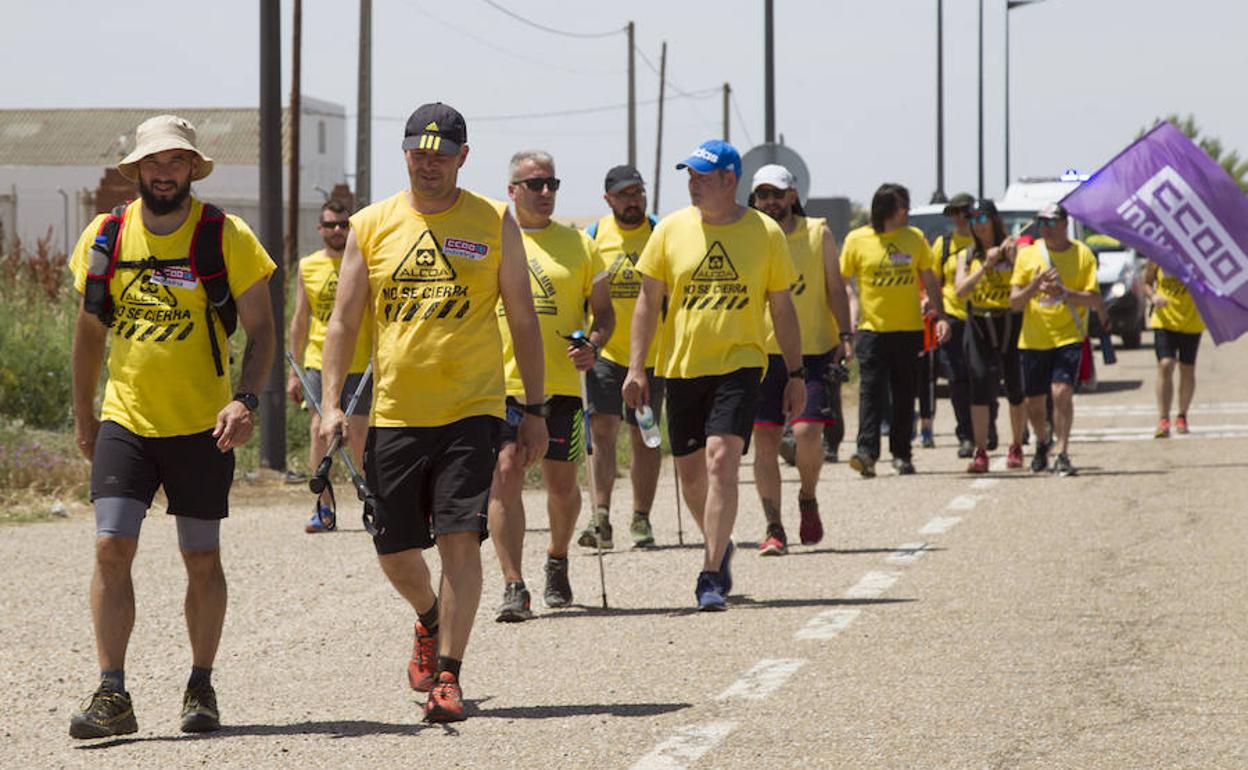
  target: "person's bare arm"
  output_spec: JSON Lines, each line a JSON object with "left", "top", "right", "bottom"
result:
{"left": 768, "top": 289, "right": 807, "bottom": 421}
{"left": 71, "top": 307, "right": 108, "bottom": 460}
{"left": 497, "top": 211, "right": 548, "bottom": 468}
{"left": 287, "top": 266, "right": 311, "bottom": 402}
{"left": 571, "top": 278, "right": 614, "bottom": 371}
{"left": 317, "top": 231, "right": 369, "bottom": 446}
{"left": 820, "top": 225, "right": 853, "bottom": 360}
{"left": 622, "top": 275, "right": 665, "bottom": 409}
{"left": 213, "top": 278, "right": 276, "bottom": 450}
{"left": 920, "top": 268, "right": 950, "bottom": 343}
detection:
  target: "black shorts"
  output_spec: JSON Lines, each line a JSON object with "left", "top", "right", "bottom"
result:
{"left": 90, "top": 421, "right": 234, "bottom": 520}
{"left": 665, "top": 367, "right": 762, "bottom": 457}
{"left": 365, "top": 416, "right": 503, "bottom": 555}
{"left": 1154, "top": 328, "right": 1201, "bottom": 365}
{"left": 501, "top": 395, "right": 584, "bottom": 462}
{"left": 585, "top": 357, "right": 666, "bottom": 428}
{"left": 304, "top": 368, "right": 373, "bottom": 415}
{"left": 964, "top": 311, "right": 1024, "bottom": 406}
{"left": 1020, "top": 343, "right": 1083, "bottom": 397}
{"left": 754, "top": 353, "right": 835, "bottom": 426}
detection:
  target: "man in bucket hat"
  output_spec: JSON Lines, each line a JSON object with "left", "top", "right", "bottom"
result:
{"left": 67, "top": 114, "right": 277, "bottom": 738}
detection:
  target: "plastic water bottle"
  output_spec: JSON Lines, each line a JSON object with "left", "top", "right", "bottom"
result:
{"left": 636, "top": 404, "right": 662, "bottom": 448}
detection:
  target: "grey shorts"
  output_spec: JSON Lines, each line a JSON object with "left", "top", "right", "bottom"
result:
{"left": 305, "top": 368, "right": 373, "bottom": 416}
{"left": 586, "top": 357, "right": 665, "bottom": 427}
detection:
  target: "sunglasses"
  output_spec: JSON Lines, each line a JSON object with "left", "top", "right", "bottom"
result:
{"left": 968, "top": 213, "right": 992, "bottom": 225}
{"left": 1037, "top": 217, "right": 1063, "bottom": 227}
{"left": 319, "top": 221, "right": 350, "bottom": 230}
{"left": 753, "top": 187, "right": 788, "bottom": 201}
{"left": 513, "top": 176, "right": 561, "bottom": 192}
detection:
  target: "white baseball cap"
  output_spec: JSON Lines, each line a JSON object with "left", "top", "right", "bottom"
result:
{"left": 751, "top": 164, "right": 795, "bottom": 192}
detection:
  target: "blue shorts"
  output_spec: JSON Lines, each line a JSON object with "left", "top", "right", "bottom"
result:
{"left": 754, "top": 353, "right": 835, "bottom": 426}
{"left": 1020, "top": 343, "right": 1083, "bottom": 397}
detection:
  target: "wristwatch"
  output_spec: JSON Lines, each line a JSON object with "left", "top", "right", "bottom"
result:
{"left": 233, "top": 392, "right": 259, "bottom": 412}
{"left": 788, "top": 366, "right": 808, "bottom": 380}
{"left": 523, "top": 402, "right": 549, "bottom": 418}
{"left": 839, "top": 331, "right": 853, "bottom": 341}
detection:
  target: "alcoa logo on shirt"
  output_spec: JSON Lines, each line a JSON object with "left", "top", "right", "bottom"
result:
{"left": 691, "top": 147, "right": 719, "bottom": 164}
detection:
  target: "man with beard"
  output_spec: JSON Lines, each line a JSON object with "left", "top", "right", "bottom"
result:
{"left": 576, "top": 165, "right": 664, "bottom": 551}
{"left": 286, "top": 200, "right": 374, "bottom": 532}
{"left": 68, "top": 115, "right": 277, "bottom": 737}
{"left": 748, "top": 165, "right": 853, "bottom": 555}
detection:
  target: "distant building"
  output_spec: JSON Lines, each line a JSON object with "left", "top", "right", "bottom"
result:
{"left": 0, "top": 96, "right": 349, "bottom": 259}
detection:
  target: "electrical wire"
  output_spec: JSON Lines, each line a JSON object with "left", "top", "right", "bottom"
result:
{"left": 730, "top": 92, "right": 756, "bottom": 146}
{"left": 366, "top": 88, "right": 719, "bottom": 124}
{"left": 633, "top": 45, "right": 720, "bottom": 134}
{"left": 479, "top": 0, "right": 626, "bottom": 38}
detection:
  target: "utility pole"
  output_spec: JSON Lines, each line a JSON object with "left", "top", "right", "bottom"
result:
{"left": 977, "top": 0, "right": 985, "bottom": 198}
{"left": 355, "top": 0, "right": 372, "bottom": 208}
{"left": 932, "top": 0, "right": 947, "bottom": 204}
{"left": 652, "top": 41, "right": 667, "bottom": 215}
{"left": 722, "top": 83, "right": 731, "bottom": 142}
{"left": 259, "top": 0, "right": 286, "bottom": 471}
{"left": 286, "top": 0, "right": 302, "bottom": 269}
{"left": 627, "top": 21, "right": 636, "bottom": 166}
{"left": 764, "top": 0, "right": 775, "bottom": 143}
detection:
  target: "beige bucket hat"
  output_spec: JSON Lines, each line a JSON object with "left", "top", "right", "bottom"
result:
{"left": 117, "top": 114, "right": 214, "bottom": 182}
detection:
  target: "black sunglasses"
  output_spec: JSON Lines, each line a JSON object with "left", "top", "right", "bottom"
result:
{"left": 319, "top": 220, "right": 350, "bottom": 230}
{"left": 513, "top": 176, "right": 561, "bottom": 192}
{"left": 753, "top": 187, "right": 788, "bottom": 201}
{"left": 1037, "top": 217, "right": 1062, "bottom": 227}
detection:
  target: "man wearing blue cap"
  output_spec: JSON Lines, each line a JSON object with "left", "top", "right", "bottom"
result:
{"left": 623, "top": 140, "right": 805, "bottom": 611}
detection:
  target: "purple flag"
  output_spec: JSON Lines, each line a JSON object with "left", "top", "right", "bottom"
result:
{"left": 1061, "top": 122, "right": 1248, "bottom": 344}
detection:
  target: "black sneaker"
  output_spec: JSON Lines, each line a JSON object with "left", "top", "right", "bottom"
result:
{"left": 957, "top": 439, "right": 975, "bottom": 459}
{"left": 891, "top": 457, "right": 916, "bottom": 475}
{"left": 180, "top": 683, "right": 220, "bottom": 733}
{"left": 848, "top": 452, "right": 876, "bottom": 478}
{"left": 1030, "top": 442, "right": 1050, "bottom": 473}
{"left": 69, "top": 683, "right": 137, "bottom": 739}
{"left": 543, "top": 555, "right": 573, "bottom": 608}
{"left": 1052, "top": 453, "right": 1077, "bottom": 477}
{"left": 496, "top": 581, "right": 534, "bottom": 622}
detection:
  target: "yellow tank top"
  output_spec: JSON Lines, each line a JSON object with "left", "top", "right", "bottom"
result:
{"left": 935, "top": 232, "right": 973, "bottom": 321}
{"left": 591, "top": 214, "right": 659, "bottom": 368}
{"left": 1150, "top": 266, "right": 1205, "bottom": 333}
{"left": 765, "top": 216, "right": 837, "bottom": 354}
{"left": 299, "top": 250, "right": 372, "bottom": 373}
{"left": 350, "top": 189, "right": 508, "bottom": 427}
{"left": 965, "top": 250, "right": 1015, "bottom": 311}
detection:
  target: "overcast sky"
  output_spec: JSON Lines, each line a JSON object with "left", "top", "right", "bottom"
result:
{"left": 5, "top": 0, "right": 1246, "bottom": 218}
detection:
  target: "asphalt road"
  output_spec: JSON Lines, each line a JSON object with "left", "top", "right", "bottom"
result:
{"left": 4, "top": 330, "right": 1246, "bottom": 769}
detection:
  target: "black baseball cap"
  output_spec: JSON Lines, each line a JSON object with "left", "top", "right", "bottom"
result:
{"left": 942, "top": 192, "right": 974, "bottom": 216}
{"left": 604, "top": 165, "right": 645, "bottom": 193}
{"left": 402, "top": 102, "right": 466, "bottom": 155}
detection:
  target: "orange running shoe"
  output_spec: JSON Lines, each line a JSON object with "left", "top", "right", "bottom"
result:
{"left": 423, "top": 671, "right": 465, "bottom": 723}
{"left": 758, "top": 524, "right": 787, "bottom": 556}
{"left": 1154, "top": 418, "right": 1171, "bottom": 439}
{"left": 1175, "top": 415, "right": 1190, "bottom": 434}
{"left": 407, "top": 621, "right": 437, "bottom": 692}
{"left": 967, "top": 448, "right": 989, "bottom": 474}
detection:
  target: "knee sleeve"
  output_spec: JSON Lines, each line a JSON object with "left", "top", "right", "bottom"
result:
{"left": 176, "top": 517, "right": 221, "bottom": 552}
{"left": 94, "top": 497, "right": 148, "bottom": 539}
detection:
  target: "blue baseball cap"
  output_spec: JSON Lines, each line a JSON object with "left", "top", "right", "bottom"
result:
{"left": 676, "top": 139, "right": 741, "bottom": 178}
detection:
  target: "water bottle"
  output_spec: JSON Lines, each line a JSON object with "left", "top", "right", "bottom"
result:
{"left": 87, "top": 235, "right": 112, "bottom": 275}
{"left": 636, "top": 404, "right": 662, "bottom": 448}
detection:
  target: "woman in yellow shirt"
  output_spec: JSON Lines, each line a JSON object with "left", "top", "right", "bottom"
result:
{"left": 1144, "top": 262, "right": 1205, "bottom": 437}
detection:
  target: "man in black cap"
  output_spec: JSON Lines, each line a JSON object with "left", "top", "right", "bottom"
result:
{"left": 319, "top": 101, "right": 547, "bottom": 722}
{"left": 577, "top": 165, "right": 665, "bottom": 551}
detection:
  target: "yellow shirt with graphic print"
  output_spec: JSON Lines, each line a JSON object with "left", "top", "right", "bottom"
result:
{"left": 840, "top": 225, "right": 935, "bottom": 332}
{"left": 964, "top": 249, "right": 1016, "bottom": 312}
{"left": 933, "top": 231, "right": 973, "bottom": 321}
{"left": 589, "top": 214, "right": 658, "bottom": 368}
{"left": 298, "top": 249, "right": 372, "bottom": 373}
{"left": 1011, "top": 239, "right": 1098, "bottom": 350}
{"left": 1149, "top": 265, "right": 1205, "bottom": 334}
{"left": 765, "top": 215, "right": 838, "bottom": 355}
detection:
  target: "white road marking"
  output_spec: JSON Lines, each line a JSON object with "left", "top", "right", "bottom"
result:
{"left": 717, "top": 659, "right": 806, "bottom": 701}
{"left": 920, "top": 515, "right": 963, "bottom": 534}
{"left": 631, "top": 722, "right": 738, "bottom": 770}
{"left": 1076, "top": 401, "right": 1248, "bottom": 417}
{"left": 969, "top": 477, "right": 999, "bottom": 490}
{"left": 1068, "top": 423, "right": 1248, "bottom": 443}
{"left": 886, "top": 542, "right": 930, "bottom": 564}
{"left": 845, "top": 571, "right": 902, "bottom": 599}
{"left": 946, "top": 494, "right": 983, "bottom": 511}
{"left": 990, "top": 456, "right": 1009, "bottom": 472}
{"left": 793, "top": 609, "right": 862, "bottom": 641}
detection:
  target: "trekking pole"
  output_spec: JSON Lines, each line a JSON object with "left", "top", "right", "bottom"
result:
{"left": 562, "top": 331, "right": 608, "bottom": 609}
{"left": 673, "top": 455, "right": 684, "bottom": 545}
{"left": 285, "top": 353, "right": 385, "bottom": 536}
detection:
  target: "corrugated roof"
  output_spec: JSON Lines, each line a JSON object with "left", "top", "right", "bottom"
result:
{"left": 0, "top": 107, "right": 301, "bottom": 167}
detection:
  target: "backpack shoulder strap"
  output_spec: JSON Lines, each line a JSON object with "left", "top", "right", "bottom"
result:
{"left": 586, "top": 220, "right": 599, "bottom": 240}
{"left": 83, "top": 204, "right": 130, "bottom": 326}
{"left": 190, "top": 203, "right": 236, "bottom": 375}
{"left": 647, "top": 213, "right": 658, "bottom": 229}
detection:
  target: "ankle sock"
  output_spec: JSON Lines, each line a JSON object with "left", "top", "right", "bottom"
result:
{"left": 188, "top": 666, "right": 212, "bottom": 690}
{"left": 418, "top": 599, "right": 439, "bottom": 633}
{"left": 437, "top": 656, "right": 462, "bottom": 679}
{"left": 634, "top": 510, "right": 649, "bottom": 519}
{"left": 101, "top": 668, "right": 125, "bottom": 692}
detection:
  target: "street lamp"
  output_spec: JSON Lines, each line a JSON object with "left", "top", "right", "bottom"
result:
{"left": 931, "top": 0, "right": 947, "bottom": 204}
{"left": 1006, "top": 0, "right": 1049, "bottom": 190}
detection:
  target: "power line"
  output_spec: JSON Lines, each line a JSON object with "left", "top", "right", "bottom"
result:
{"left": 634, "top": 45, "right": 718, "bottom": 134}
{"left": 730, "top": 92, "right": 756, "bottom": 146}
{"left": 479, "top": 0, "right": 626, "bottom": 38}
{"left": 367, "top": 88, "right": 719, "bottom": 124}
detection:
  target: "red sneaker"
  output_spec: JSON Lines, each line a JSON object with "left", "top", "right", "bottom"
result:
{"left": 1006, "top": 443, "right": 1024, "bottom": 469}
{"left": 423, "top": 671, "right": 465, "bottom": 723}
{"left": 1154, "top": 418, "right": 1171, "bottom": 439}
{"left": 967, "top": 448, "right": 989, "bottom": 474}
{"left": 758, "top": 525, "right": 788, "bottom": 556}
{"left": 407, "top": 621, "right": 437, "bottom": 692}
{"left": 1175, "top": 415, "right": 1189, "bottom": 435}
{"left": 798, "top": 497, "right": 823, "bottom": 545}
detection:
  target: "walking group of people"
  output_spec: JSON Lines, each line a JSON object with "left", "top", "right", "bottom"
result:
{"left": 65, "top": 102, "right": 1208, "bottom": 737}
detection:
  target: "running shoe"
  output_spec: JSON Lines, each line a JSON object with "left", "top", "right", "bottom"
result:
{"left": 69, "top": 682, "right": 137, "bottom": 739}
{"left": 718, "top": 539, "right": 735, "bottom": 595}
{"left": 891, "top": 457, "right": 916, "bottom": 476}
{"left": 1006, "top": 443, "right": 1024, "bottom": 469}
{"left": 180, "top": 682, "right": 220, "bottom": 733}
{"left": 1154, "top": 418, "right": 1171, "bottom": 439}
{"left": 967, "top": 448, "right": 989, "bottom": 474}
{"left": 576, "top": 513, "right": 613, "bottom": 550}
{"left": 495, "top": 581, "right": 534, "bottom": 623}
{"left": 1176, "top": 415, "right": 1190, "bottom": 434}
{"left": 695, "top": 571, "right": 726, "bottom": 612}
{"left": 543, "top": 555, "right": 573, "bottom": 608}
{"left": 957, "top": 438, "right": 975, "bottom": 459}
{"left": 1052, "top": 453, "right": 1077, "bottom": 477}
{"left": 408, "top": 620, "right": 437, "bottom": 692}
{"left": 304, "top": 501, "right": 336, "bottom": 533}
{"left": 920, "top": 428, "right": 936, "bottom": 448}
{"left": 423, "top": 671, "right": 466, "bottom": 723}
{"left": 798, "top": 497, "right": 823, "bottom": 545}
{"left": 630, "top": 513, "right": 655, "bottom": 548}
{"left": 849, "top": 452, "right": 876, "bottom": 478}
{"left": 758, "top": 524, "right": 788, "bottom": 556}
{"left": 1030, "top": 442, "right": 1050, "bottom": 474}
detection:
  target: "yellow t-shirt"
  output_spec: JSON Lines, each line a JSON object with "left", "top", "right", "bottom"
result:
{"left": 765, "top": 216, "right": 838, "bottom": 355}
{"left": 70, "top": 198, "right": 275, "bottom": 438}
{"left": 840, "top": 225, "right": 935, "bottom": 332}
{"left": 298, "top": 249, "right": 372, "bottom": 373}
{"left": 1011, "top": 239, "right": 1098, "bottom": 350}
{"left": 589, "top": 214, "right": 659, "bottom": 368}
{"left": 636, "top": 206, "right": 795, "bottom": 379}
{"left": 497, "top": 221, "right": 607, "bottom": 399}
{"left": 933, "top": 232, "right": 973, "bottom": 321}
{"left": 963, "top": 250, "right": 1016, "bottom": 312}
{"left": 1150, "top": 266, "right": 1205, "bottom": 334}
{"left": 351, "top": 189, "right": 508, "bottom": 427}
